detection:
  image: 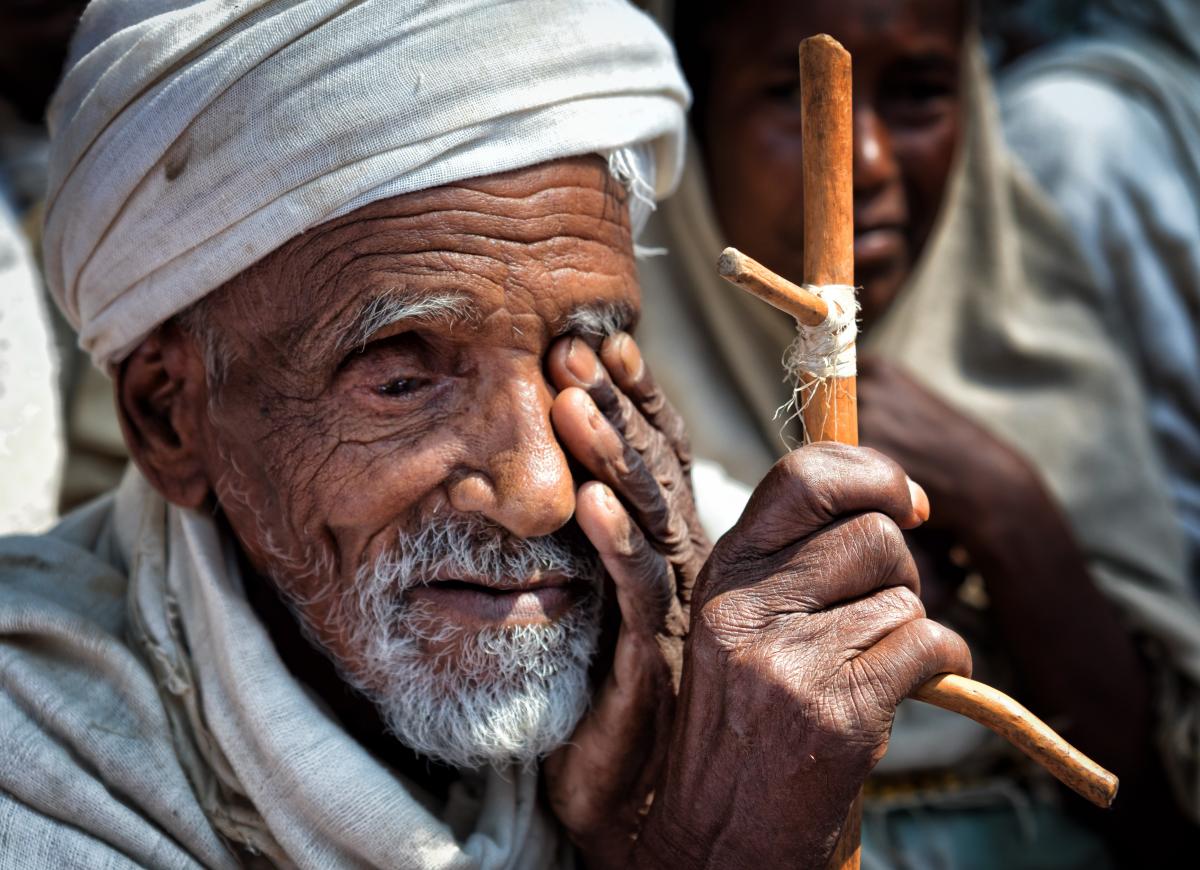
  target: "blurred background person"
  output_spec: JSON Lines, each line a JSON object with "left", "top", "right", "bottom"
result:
{"left": 0, "top": 2, "right": 86, "bottom": 533}
{"left": 999, "top": 0, "right": 1200, "bottom": 591}
{"left": 0, "top": 0, "right": 124, "bottom": 523}
{"left": 638, "top": 0, "right": 1200, "bottom": 864}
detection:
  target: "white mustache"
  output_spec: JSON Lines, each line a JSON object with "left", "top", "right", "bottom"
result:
{"left": 363, "top": 514, "right": 603, "bottom": 595}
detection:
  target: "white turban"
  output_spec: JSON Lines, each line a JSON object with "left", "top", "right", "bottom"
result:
{"left": 44, "top": 0, "right": 689, "bottom": 370}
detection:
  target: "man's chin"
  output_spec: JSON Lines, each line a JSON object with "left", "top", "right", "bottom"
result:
{"left": 362, "top": 611, "right": 601, "bottom": 771}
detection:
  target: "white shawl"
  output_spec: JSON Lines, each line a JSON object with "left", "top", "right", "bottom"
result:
{"left": 0, "top": 469, "right": 571, "bottom": 868}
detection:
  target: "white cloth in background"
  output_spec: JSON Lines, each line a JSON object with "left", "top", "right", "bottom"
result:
{"left": 0, "top": 196, "right": 62, "bottom": 534}
{"left": 43, "top": 0, "right": 688, "bottom": 371}
{"left": 999, "top": 2, "right": 1200, "bottom": 587}
{"left": 1, "top": 468, "right": 571, "bottom": 868}
{"left": 690, "top": 458, "right": 751, "bottom": 541}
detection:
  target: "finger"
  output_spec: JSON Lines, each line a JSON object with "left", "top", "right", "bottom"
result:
{"left": 854, "top": 618, "right": 973, "bottom": 711}
{"left": 716, "top": 510, "right": 921, "bottom": 611}
{"left": 545, "top": 483, "right": 683, "bottom": 836}
{"left": 575, "top": 481, "right": 679, "bottom": 638}
{"left": 598, "top": 332, "right": 692, "bottom": 471}
{"left": 728, "top": 442, "right": 929, "bottom": 557}
{"left": 816, "top": 585, "right": 926, "bottom": 655}
{"left": 553, "top": 387, "right": 692, "bottom": 556}
{"left": 550, "top": 337, "right": 679, "bottom": 473}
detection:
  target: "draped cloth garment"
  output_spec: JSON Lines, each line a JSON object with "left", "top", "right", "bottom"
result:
{"left": 635, "top": 35, "right": 1200, "bottom": 817}
{"left": 42, "top": 0, "right": 689, "bottom": 370}
{"left": 0, "top": 468, "right": 572, "bottom": 867}
{"left": 999, "top": 0, "right": 1200, "bottom": 586}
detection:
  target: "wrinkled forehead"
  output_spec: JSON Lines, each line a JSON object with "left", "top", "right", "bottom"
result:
{"left": 210, "top": 157, "right": 639, "bottom": 362}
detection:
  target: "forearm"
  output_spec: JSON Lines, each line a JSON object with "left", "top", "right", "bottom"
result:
{"left": 957, "top": 452, "right": 1151, "bottom": 776}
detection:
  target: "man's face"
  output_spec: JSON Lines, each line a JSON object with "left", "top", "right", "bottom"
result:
{"left": 697, "top": 0, "right": 965, "bottom": 330}
{"left": 189, "top": 157, "right": 636, "bottom": 767}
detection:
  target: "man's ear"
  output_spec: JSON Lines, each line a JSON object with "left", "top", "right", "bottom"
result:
{"left": 116, "top": 323, "right": 213, "bottom": 509}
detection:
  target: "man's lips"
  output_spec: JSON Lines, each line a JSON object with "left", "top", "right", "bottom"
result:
{"left": 406, "top": 575, "right": 580, "bottom": 625}
{"left": 854, "top": 224, "right": 907, "bottom": 268}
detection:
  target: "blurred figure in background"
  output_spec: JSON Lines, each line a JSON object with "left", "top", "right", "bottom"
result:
{"left": 0, "top": 0, "right": 125, "bottom": 520}
{"left": 1000, "top": 0, "right": 1200, "bottom": 589}
{"left": 0, "top": 2, "right": 87, "bottom": 533}
{"left": 639, "top": 0, "right": 1200, "bottom": 864}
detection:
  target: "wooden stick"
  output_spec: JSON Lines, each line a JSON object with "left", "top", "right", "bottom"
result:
{"left": 800, "top": 34, "right": 857, "bottom": 446}
{"left": 914, "top": 675, "right": 1118, "bottom": 809}
{"left": 799, "top": 33, "right": 863, "bottom": 868}
{"left": 715, "top": 250, "right": 1124, "bottom": 809}
{"left": 715, "top": 32, "right": 1119, "bottom": 870}
{"left": 717, "top": 248, "right": 829, "bottom": 325}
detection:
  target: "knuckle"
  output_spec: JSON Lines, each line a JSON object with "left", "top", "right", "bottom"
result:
{"left": 639, "top": 383, "right": 668, "bottom": 417}
{"left": 771, "top": 464, "right": 834, "bottom": 522}
{"left": 632, "top": 475, "right": 671, "bottom": 528}
{"left": 850, "top": 511, "right": 907, "bottom": 570}
{"left": 660, "top": 512, "right": 690, "bottom": 553}
{"left": 915, "top": 619, "right": 970, "bottom": 666}
{"left": 774, "top": 444, "right": 850, "bottom": 506}
{"left": 863, "top": 585, "right": 925, "bottom": 624}
{"left": 865, "top": 511, "right": 906, "bottom": 553}
{"left": 625, "top": 422, "right": 655, "bottom": 456}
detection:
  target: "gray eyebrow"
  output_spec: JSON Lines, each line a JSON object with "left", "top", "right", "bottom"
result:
{"left": 560, "top": 301, "right": 636, "bottom": 339}
{"left": 338, "top": 290, "right": 476, "bottom": 353}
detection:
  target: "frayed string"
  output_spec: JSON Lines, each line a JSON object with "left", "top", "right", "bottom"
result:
{"left": 775, "top": 284, "right": 859, "bottom": 446}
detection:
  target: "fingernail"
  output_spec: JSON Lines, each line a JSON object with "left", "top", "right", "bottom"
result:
{"left": 907, "top": 476, "right": 930, "bottom": 524}
{"left": 566, "top": 337, "right": 601, "bottom": 384}
{"left": 617, "top": 333, "right": 644, "bottom": 380}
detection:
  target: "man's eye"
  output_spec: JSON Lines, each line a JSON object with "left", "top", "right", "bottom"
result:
{"left": 376, "top": 378, "right": 418, "bottom": 397}
{"left": 764, "top": 79, "right": 801, "bottom": 105}
{"left": 879, "top": 73, "right": 957, "bottom": 128}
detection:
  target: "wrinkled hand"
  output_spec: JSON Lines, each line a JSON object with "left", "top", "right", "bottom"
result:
{"left": 857, "top": 356, "right": 1027, "bottom": 531}
{"left": 544, "top": 332, "right": 709, "bottom": 867}
{"left": 634, "top": 444, "right": 972, "bottom": 869}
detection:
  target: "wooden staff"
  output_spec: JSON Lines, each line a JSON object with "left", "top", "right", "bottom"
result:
{"left": 717, "top": 34, "right": 1117, "bottom": 870}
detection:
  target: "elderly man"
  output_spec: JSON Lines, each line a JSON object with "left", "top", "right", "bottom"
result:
{"left": 0, "top": 1, "right": 969, "bottom": 867}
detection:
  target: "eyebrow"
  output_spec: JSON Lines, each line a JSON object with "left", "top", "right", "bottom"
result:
{"left": 558, "top": 301, "right": 637, "bottom": 339}
{"left": 336, "top": 290, "right": 477, "bottom": 354}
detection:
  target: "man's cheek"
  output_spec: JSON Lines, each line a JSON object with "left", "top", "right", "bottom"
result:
{"left": 317, "top": 432, "right": 465, "bottom": 560}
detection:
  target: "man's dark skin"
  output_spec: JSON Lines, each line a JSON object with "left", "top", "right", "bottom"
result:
{"left": 114, "top": 156, "right": 970, "bottom": 867}
{"left": 681, "top": 0, "right": 1184, "bottom": 856}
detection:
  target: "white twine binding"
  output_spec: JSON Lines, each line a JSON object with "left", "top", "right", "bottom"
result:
{"left": 778, "top": 284, "right": 860, "bottom": 445}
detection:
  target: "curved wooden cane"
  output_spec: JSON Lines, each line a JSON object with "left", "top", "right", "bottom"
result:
{"left": 716, "top": 34, "right": 1117, "bottom": 870}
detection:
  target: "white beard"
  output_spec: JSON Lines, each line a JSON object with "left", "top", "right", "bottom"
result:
{"left": 292, "top": 515, "right": 603, "bottom": 770}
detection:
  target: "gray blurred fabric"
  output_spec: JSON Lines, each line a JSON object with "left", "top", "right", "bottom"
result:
{"left": 1000, "top": 0, "right": 1200, "bottom": 590}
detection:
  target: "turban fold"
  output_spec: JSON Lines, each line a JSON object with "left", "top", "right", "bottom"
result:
{"left": 44, "top": 0, "right": 689, "bottom": 369}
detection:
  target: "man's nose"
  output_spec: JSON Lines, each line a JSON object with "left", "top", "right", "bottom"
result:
{"left": 853, "top": 107, "right": 899, "bottom": 196}
{"left": 446, "top": 368, "right": 575, "bottom": 539}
